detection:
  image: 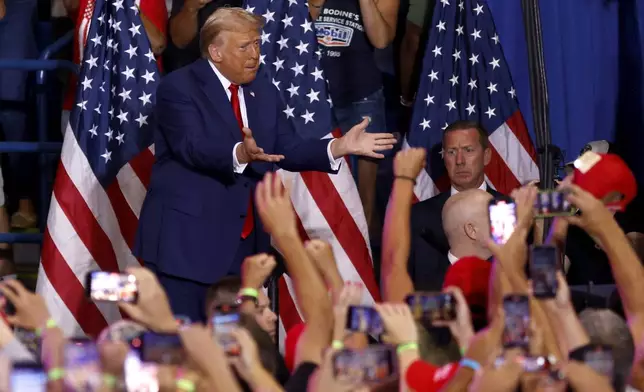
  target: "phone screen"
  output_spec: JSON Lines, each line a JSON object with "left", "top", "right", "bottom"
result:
{"left": 534, "top": 190, "right": 575, "bottom": 218}
{"left": 405, "top": 292, "right": 457, "bottom": 322}
{"left": 140, "top": 332, "right": 185, "bottom": 365}
{"left": 64, "top": 339, "right": 101, "bottom": 390}
{"left": 86, "top": 271, "right": 138, "bottom": 303}
{"left": 125, "top": 351, "right": 159, "bottom": 392}
{"left": 333, "top": 345, "right": 396, "bottom": 384}
{"left": 488, "top": 199, "right": 517, "bottom": 245}
{"left": 502, "top": 294, "right": 530, "bottom": 349}
{"left": 346, "top": 306, "right": 384, "bottom": 336}
{"left": 11, "top": 364, "right": 46, "bottom": 392}
{"left": 530, "top": 246, "right": 559, "bottom": 298}
{"left": 583, "top": 345, "right": 614, "bottom": 379}
{"left": 212, "top": 311, "right": 241, "bottom": 356}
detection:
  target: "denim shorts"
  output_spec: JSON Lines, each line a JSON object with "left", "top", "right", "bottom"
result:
{"left": 333, "top": 88, "right": 392, "bottom": 158}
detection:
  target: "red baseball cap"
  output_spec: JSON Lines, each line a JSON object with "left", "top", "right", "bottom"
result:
{"left": 442, "top": 256, "right": 491, "bottom": 320}
{"left": 572, "top": 152, "right": 637, "bottom": 212}
{"left": 406, "top": 360, "right": 459, "bottom": 391}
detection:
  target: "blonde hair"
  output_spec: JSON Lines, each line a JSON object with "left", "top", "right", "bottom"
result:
{"left": 199, "top": 7, "right": 265, "bottom": 58}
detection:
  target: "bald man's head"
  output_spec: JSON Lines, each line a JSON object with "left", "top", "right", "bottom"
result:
{"left": 442, "top": 189, "right": 493, "bottom": 255}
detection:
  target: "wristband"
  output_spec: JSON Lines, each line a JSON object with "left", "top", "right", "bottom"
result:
{"left": 459, "top": 358, "right": 481, "bottom": 372}
{"left": 394, "top": 175, "right": 417, "bottom": 185}
{"left": 396, "top": 342, "right": 419, "bottom": 354}
{"left": 331, "top": 340, "right": 344, "bottom": 350}
{"left": 47, "top": 367, "right": 65, "bottom": 381}
{"left": 460, "top": 345, "right": 468, "bottom": 356}
{"left": 176, "top": 378, "right": 196, "bottom": 392}
{"left": 102, "top": 374, "right": 118, "bottom": 388}
{"left": 239, "top": 288, "right": 259, "bottom": 298}
{"left": 35, "top": 318, "right": 58, "bottom": 337}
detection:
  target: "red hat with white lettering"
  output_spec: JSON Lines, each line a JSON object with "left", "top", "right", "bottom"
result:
{"left": 572, "top": 152, "right": 637, "bottom": 212}
{"left": 406, "top": 360, "right": 459, "bottom": 391}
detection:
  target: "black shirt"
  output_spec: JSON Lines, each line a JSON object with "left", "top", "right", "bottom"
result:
{"left": 316, "top": 0, "right": 382, "bottom": 106}
{"left": 163, "top": 0, "right": 242, "bottom": 73}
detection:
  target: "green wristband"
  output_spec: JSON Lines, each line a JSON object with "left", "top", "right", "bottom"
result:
{"left": 396, "top": 342, "right": 419, "bottom": 354}
{"left": 35, "top": 318, "right": 58, "bottom": 338}
{"left": 331, "top": 340, "right": 344, "bottom": 350}
{"left": 176, "top": 378, "right": 196, "bottom": 392}
{"left": 102, "top": 374, "right": 117, "bottom": 387}
{"left": 239, "top": 288, "right": 259, "bottom": 298}
{"left": 47, "top": 367, "right": 65, "bottom": 381}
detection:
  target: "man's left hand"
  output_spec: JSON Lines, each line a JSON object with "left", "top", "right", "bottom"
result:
{"left": 332, "top": 117, "right": 397, "bottom": 159}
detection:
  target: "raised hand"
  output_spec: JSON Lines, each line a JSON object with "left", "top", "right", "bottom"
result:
{"left": 241, "top": 253, "right": 277, "bottom": 289}
{"left": 0, "top": 280, "right": 49, "bottom": 331}
{"left": 333, "top": 118, "right": 397, "bottom": 159}
{"left": 432, "top": 287, "right": 474, "bottom": 348}
{"left": 255, "top": 172, "right": 297, "bottom": 238}
{"left": 237, "top": 127, "right": 285, "bottom": 164}
{"left": 393, "top": 147, "right": 426, "bottom": 179}
{"left": 184, "top": 0, "right": 212, "bottom": 11}
{"left": 374, "top": 303, "right": 418, "bottom": 346}
{"left": 562, "top": 183, "right": 617, "bottom": 238}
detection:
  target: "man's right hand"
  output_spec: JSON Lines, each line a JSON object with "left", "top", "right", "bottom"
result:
{"left": 183, "top": 0, "right": 212, "bottom": 12}
{"left": 236, "top": 127, "right": 285, "bottom": 164}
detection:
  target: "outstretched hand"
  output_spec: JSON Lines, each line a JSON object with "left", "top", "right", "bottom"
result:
{"left": 334, "top": 118, "right": 397, "bottom": 159}
{"left": 237, "top": 127, "right": 285, "bottom": 164}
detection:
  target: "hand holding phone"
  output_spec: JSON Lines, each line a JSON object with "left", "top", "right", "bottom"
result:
{"left": 85, "top": 271, "right": 138, "bottom": 303}
{"left": 534, "top": 190, "right": 575, "bottom": 218}
{"left": 333, "top": 345, "right": 396, "bottom": 384}
{"left": 140, "top": 332, "right": 185, "bottom": 365}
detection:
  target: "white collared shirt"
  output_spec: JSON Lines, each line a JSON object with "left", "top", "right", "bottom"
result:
{"left": 450, "top": 181, "right": 487, "bottom": 196}
{"left": 447, "top": 251, "right": 459, "bottom": 265}
{"left": 208, "top": 61, "right": 341, "bottom": 174}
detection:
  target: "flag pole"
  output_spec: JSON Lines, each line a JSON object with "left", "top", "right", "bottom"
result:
{"left": 520, "top": 0, "right": 557, "bottom": 235}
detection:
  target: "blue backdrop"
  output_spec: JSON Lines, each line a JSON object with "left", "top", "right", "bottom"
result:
{"left": 487, "top": 0, "right": 644, "bottom": 184}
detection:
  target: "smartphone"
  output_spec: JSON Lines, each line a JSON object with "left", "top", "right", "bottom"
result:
{"left": 530, "top": 245, "right": 559, "bottom": 299}
{"left": 488, "top": 198, "right": 517, "bottom": 245}
{"left": 125, "top": 351, "right": 159, "bottom": 392}
{"left": 64, "top": 338, "right": 101, "bottom": 390}
{"left": 333, "top": 345, "right": 397, "bottom": 384}
{"left": 582, "top": 344, "right": 614, "bottom": 379}
{"left": 346, "top": 306, "right": 384, "bottom": 336}
{"left": 11, "top": 363, "right": 46, "bottom": 392}
{"left": 0, "top": 292, "right": 15, "bottom": 316}
{"left": 494, "top": 355, "right": 557, "bottom": 372}
{"left": 534, "top": 190, "right": 575, "bottom": 218}
{"left": 405, "top": 292, "right": 457, "bottom": 322}
{"left": 140, "top": 332, "right": 185, "bottom": 365}
{"left": 502, "top": 294, "right": 530, "bottom": 349}
{"left": 85, "top": 271, "right": 138, "bottom": 303}
{"left": 212, "top": 309, "right": 241, "bottom": 356}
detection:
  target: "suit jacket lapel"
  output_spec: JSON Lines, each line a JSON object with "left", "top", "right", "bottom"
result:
{"left": 242, "top": 83, "right": 260, "bottom": 137}
{"left": 191, "top": 59, "right": 242, "bottom": 142}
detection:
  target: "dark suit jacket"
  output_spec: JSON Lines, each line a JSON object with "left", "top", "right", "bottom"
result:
{"left": 408, "top": 186, "right": 503, "bottom": 291}
{"left": 134, "top": 58, "right": 334, "bottom": 284}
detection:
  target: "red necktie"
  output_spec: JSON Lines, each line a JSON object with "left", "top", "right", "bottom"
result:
{"left": 229, "top": 84, "right": 254, "bottom": 239}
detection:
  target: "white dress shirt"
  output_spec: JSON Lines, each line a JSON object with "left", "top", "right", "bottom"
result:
{"left": 450, "top": 181, "right": 487, "bottom": 196}
{"left": 208, "top": 62, "right": 342, "bottom": 174}
{"left": 447, "top": 251, "right": 459, "bottom": 265}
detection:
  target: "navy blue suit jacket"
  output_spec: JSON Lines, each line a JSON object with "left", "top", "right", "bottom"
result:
{"left": 134, "top": 59, "right": 335, "bottom": 284}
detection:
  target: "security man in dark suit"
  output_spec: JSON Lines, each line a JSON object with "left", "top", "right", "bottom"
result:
{"left": 408, "top": 121, "right": 504, "bottom": 291}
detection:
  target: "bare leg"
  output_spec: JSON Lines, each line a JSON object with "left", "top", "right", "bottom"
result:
{"left": 0, "top": 206, "right": 15, "bottom": 277}
{"left": 358, "top": 158, "right": 378, "bottom": 236}
{"left": 398, "top": 21, "right": 423, "bottom": 102}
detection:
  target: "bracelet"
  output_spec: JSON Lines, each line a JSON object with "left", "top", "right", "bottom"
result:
{"left": 35, "top": 318, "right": 58, "bottom": 337}
{"left": 47, "top": 367, "right": 65, "bottom": 381}
{"left": 238, "top": 288, "right": 259, "bottom": 298}
{"left": 331, "top": 340, "right": 344, "bottom": 350}
{"left": 102, "top": 374, "right": 118, "bottom": 387}
{"left": 176, "top": 378, "right": 196, "bottom": 392}
{"left": 394, "top": 175, "right": 417, "bottom": 185}
{"left": 396, "top": 342, "right": 419, "bottom": 354}
{"left": 460, "top": 345, "right": 468, "bottom": 356}
{"left": 459, "top": 358, "right": 481, "bottom": 372}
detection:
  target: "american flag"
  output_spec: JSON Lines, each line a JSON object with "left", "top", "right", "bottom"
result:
{"left": 243, "top": 0, "right": 381, "bottom": 347}
{"left": 37, "top": 0, "right": 158, "bottom": 337}
{"left": 405, "top": 0, "right": 539, "bottom": 200}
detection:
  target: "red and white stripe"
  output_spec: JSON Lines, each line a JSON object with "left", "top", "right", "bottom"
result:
{"left": 274, "top": 132, "right": 381, "bottom": 352}
{"left": 36, "top": 123, "right": 155, "bottom": 337}
{"left": 405, "top": 111, "right": 539, "bottom": 202}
